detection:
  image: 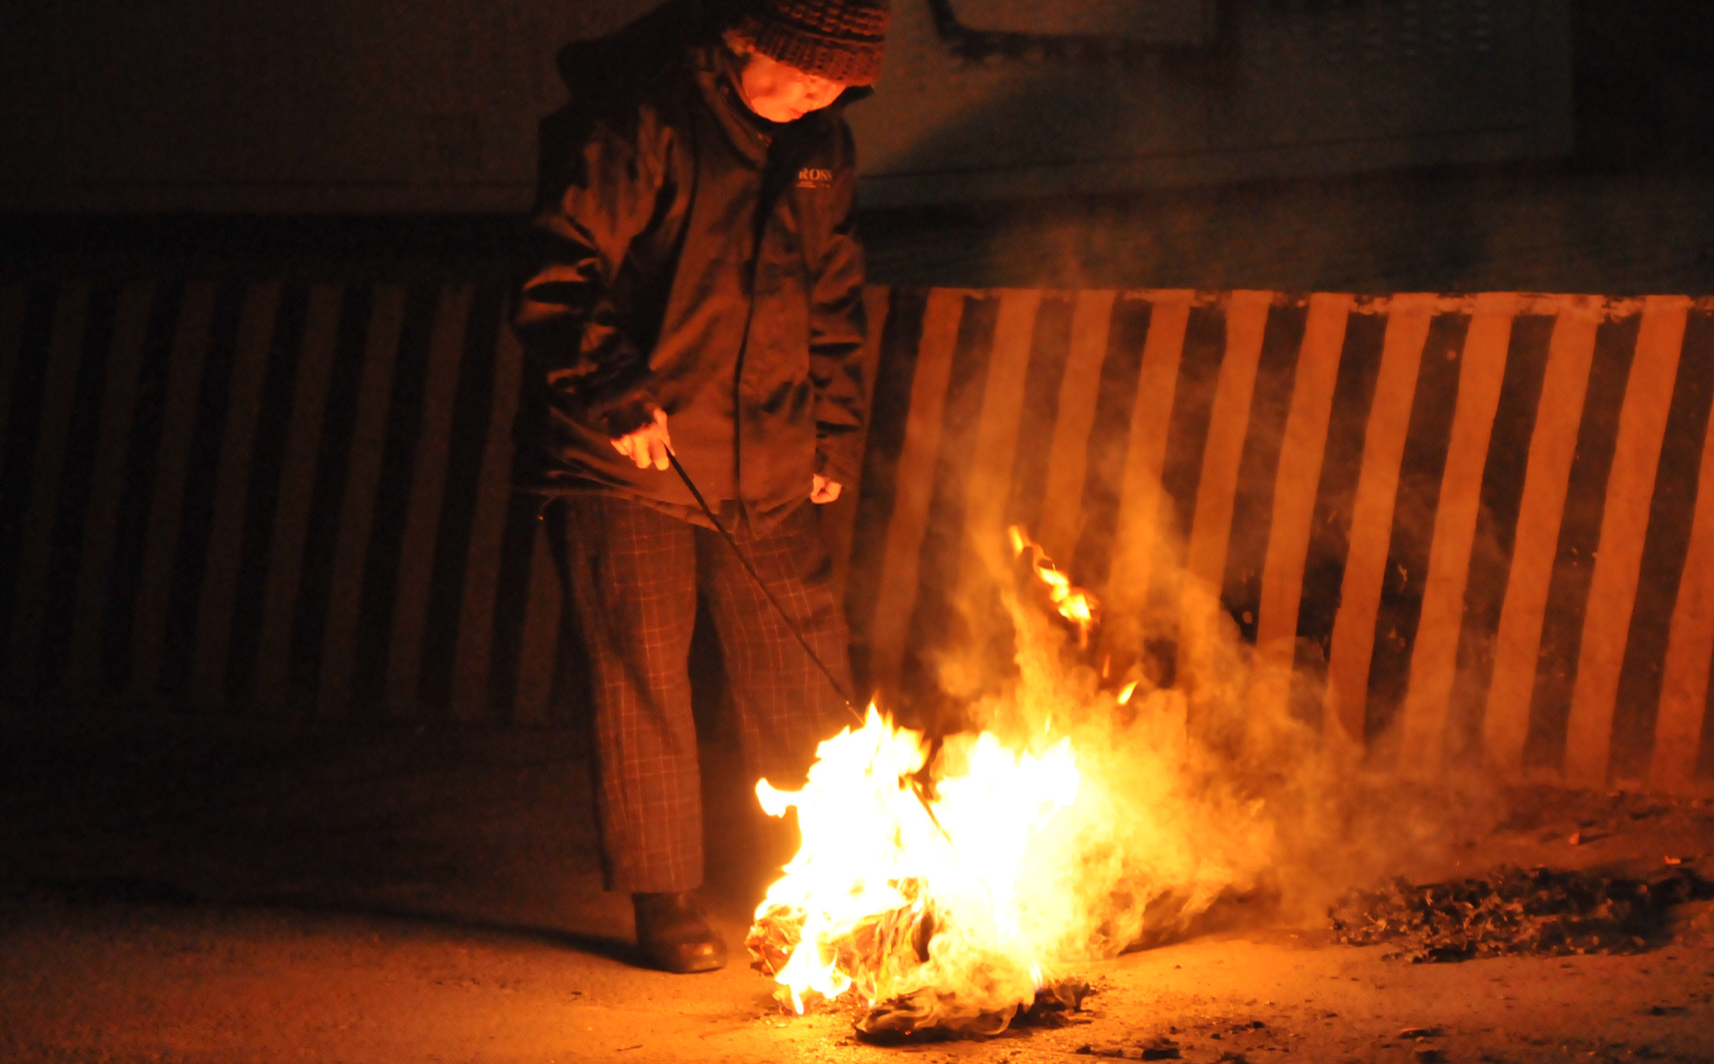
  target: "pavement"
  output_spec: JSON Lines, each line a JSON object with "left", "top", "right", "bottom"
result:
{"left": 3, "top": 706, "right": 1714, "bottom": 1064}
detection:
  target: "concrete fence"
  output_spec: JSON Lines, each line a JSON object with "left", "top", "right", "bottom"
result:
{"left": 3, "top": 275, "right": 1712, "bottom": 792}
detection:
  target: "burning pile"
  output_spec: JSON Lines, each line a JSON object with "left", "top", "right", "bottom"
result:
{"left": 740, "top": 509, "right": 1526, "bottom": 1038}
{"left": 745, "top": 705, "right": 1084, "bottom": 1036}
{"left": 744, "top": 527, "right": 1286, "bottom": 1039}
{"left": 744, "top": 529, "right": 1108, "bottom": 1037}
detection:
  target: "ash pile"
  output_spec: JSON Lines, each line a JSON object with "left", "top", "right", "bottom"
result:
{"left": 1329, "top": 865, "right": 1713, "bottom": 962}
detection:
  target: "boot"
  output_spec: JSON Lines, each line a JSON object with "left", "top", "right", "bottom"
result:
{"left": 632, "top": 891, "right": 728, "bottom": 974}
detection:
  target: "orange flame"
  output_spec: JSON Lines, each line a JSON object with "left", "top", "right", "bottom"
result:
{"left": 1007, "top": 526, "right": 1098, "bottom": 647}
{"left": 749, "top": 706, "right": 1080, "bottom": 1015}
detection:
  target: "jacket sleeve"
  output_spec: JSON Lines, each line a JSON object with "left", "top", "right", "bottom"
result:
{"left": 514, "top": 104, "right": 673, "bottom": 439}
{"left": 806, "top": 124, "right": 869, "bottom": 489}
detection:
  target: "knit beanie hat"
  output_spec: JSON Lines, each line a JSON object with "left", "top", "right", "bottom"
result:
{"left": 732, "top": 0, "right": 889, "bottom": 86}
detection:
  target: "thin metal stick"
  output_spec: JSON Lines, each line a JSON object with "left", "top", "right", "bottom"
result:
{"left": 665, "top": 451, "right": 953, "bottom": 843}
{"left": 666, "top": 452, "right": 862, "bottom": 726}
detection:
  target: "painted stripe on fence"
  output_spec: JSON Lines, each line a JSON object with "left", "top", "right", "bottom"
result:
{"left": 252, "top": 285, "right": 343, "bottom": 713}
{"left": 5, "top": 283, "right": 89, "bottom": 692}
{"left": 1652, "top": 313, "right": 1714, "bottom": 788}
{"left": 1074, "top": 295, "right": 1160, "bottom": 601}
{"left": 354, "top": 285, "right": 440, "bottom": 711}
{"left": 34, "top": 284, "right": 120, "bottom": 692}
{"left": 1366, "top": 306, "right": 1471, "bottom": 747}
{"left": 902, "top": 295, "right": 1000, "bottom": 705}
{"left": 225, "top": 286, "right": 311, "bottom": 706}
{"left": 105, "top": 282, "right": 189, "bottom": 691}
{"left": 1133, "top": 299, "right": 1225, "bottom": 689}
{"left": 1293, "top": 305, "right": 1388, "bottom": 730}
{"left": 1254, "top": 293, "right": 1350, "bottom": 719}
{"left": 1179, "top": 290, "right": 1271, "bottom": 701}
{"left": 129, "top": 284, "right": 217, "bottom": 698}
{"left": 159, "top": 285, "right": 249, "bottom": 696}
{"left": 1326, "top": 295, "right": 1434, "bottom": 742}
{"left": 1035, "top": 291, "right": 1116, "bottom": 565}
{"left": 1484, "top": 300, "right": 1602, "bottom": 770}
{"left": 189, "top": 284, "right": 282, "bottom": 705}
{"left": 385, "top": 284, "right": 474, "bottom": 718}
{"left": 962, "top": 289, "right": 1042, "bottom": 582}
{"left": 1102, "top": 293, "right": 1188, "bottom": 656}
{"left": 1221, "top": 296, "right": 1310, "bottom": 647}
{"left": 37, "top": 285, "right": 127, "bottom": 693}
{"left": 1524, "top": 310, "right": 1642, "bottom": 770}
{"left": 223, "top": 286, "right": 309, "bottom": 706}
{"left": 418, "top": 287, "right": 505, "bottom": 715}
{"left": 825, "top": 285, "right": 893, "bottom": 606}
{"left": 286, "top": 285, "right": 374, "bottom": 709}
{"left": 452, "top": 314, "right": 527, "bottom": 722}
{"left": 7, "top": 278, "right": 1714, "bottom": 786}
{"left": 1564, "top": 297, "right": 1690, "bottom": 784}
{"left": 317, "top": 284, "right": 406, "bottom": 717}
{"left": 64, "top": 282, "right": 155, "bottom": 697}
{"left": 1449, "top": 312, "right": 1556, "bottom": 763}
{"left": 1399, "top": 293, "right": 1516, "bottom": 768}
{"left": 1001, "top": 294, "right": 1077, "bottom": 536}
{"left": 868, "top": 288, "right": 965, "bottom": 696}
{"left": 1609, "top": 308, "right": 1714, "bottom": 780}
{"left": 844, "top": 288, "right": 925, "bottom": 686}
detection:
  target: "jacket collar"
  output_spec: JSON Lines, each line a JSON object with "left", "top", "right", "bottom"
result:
{"left": 689, "top": 41, "right": 777, "bottom": 167}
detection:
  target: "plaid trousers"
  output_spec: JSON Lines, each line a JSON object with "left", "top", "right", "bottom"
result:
{"left": 546, "top": 494, "right": 853, "bottom": 894}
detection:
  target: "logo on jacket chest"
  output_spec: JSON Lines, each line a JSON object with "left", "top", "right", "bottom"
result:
{"left": 795, "top": 167, "right": 834, "bottom": 189}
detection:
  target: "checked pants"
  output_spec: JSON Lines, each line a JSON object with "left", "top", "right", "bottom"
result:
{"left": 545, "top": 494, "right": 853, "bottom": 894}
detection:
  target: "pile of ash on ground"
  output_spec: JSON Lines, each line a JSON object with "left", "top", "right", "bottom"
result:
{"left": 1329, "top": 865, "right": 1713, "bottom": 962}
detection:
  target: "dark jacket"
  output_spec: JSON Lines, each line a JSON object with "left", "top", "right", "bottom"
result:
{"left": 512, "top": 1, "right": 869, "bottom": 531}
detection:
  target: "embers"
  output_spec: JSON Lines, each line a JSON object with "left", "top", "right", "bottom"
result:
{"left": 1329, "top": 865, "right": 1714, "bottom": 962}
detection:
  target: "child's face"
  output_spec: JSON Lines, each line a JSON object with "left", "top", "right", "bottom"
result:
{"left": 736, "top": 50, "right": 848, "bottom": 123}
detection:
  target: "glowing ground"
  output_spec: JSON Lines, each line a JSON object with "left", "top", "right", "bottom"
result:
{"left": 3, "top": 708, "right": 1712, "bottom": 1064}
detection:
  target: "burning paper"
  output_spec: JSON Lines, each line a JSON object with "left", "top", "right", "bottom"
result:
{"left": 1009, "top": 526, "right": 1097, "bottom": 647}
{"left": 747, "top": 706, "right": 1081, "bottom": 1028}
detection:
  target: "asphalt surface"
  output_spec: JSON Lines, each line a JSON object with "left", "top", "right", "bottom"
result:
{"left": 3, "top": 707, "right": 1713, "bottom": 1063}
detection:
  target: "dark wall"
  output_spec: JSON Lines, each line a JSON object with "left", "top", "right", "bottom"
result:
{"left": 3, "top": 0, "right": 1577, "bottom": 211}
{"left": 1, "top": 0, "right": 1710, "bottom": 294}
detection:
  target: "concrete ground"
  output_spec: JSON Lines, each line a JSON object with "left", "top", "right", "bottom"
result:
{"left": 3, "top": 706, "right": 1713, "bottom": 1064}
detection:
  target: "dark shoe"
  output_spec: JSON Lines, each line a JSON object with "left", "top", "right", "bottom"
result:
{"left": 632, "top": 891, "right": 728, "bottom": 973}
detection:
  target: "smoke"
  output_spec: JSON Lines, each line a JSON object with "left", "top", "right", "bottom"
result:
{"left": 744, "top": 504, "right": 1508, "bottom": 1026}
{"left": 917, "top": 518, "right": 1505, "bottom": 975}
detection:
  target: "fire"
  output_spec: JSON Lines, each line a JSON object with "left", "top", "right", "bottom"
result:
{"left": 744, "top": 527, "right": 1301, "bottom": 1039}
{"left": 748, "top": 706, "right": 1080, "bottom": 1021}
{"left": 1008, "top": 526, "right": 1097, "bottom": 647}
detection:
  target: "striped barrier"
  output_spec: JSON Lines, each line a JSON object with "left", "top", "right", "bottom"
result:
{"left": 2, "top": 277, "right": 1712, "bottom": 792}
{"left": 848, "top": 289, "right": 1714, "bottom": 793}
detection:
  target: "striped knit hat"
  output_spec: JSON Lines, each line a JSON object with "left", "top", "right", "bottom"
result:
{"left": 733, "top": 0, "right": 889, "bottom": 85}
